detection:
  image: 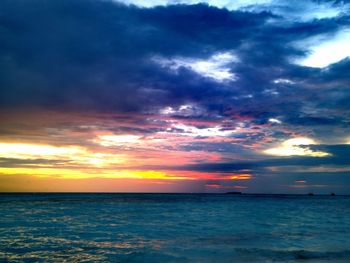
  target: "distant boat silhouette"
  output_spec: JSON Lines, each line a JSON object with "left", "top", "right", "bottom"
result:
{"left": 331, "top": 193, "right": 335, "bottom": 196}
{"left": 308, "top": 193, "right": 314, "bottom": 196}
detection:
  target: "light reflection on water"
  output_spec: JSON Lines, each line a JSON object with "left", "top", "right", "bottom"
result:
{"left": 1, "top": 193, "right": 350, "bottom": 262}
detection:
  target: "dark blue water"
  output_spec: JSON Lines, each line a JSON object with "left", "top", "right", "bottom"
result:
{"left": 0, "top": 193, "right": 350, "bottom": 262}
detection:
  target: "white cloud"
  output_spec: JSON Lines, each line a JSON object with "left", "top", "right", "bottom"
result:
{"left": 268, "top": 118, "right": 282, "bottom": 124}
{"left": 273, "top": 78, "right": 295, "bottom": 84}
{"left": 160, "top": 104, "right": 206, "bottom": 117}
{"left": 170, "top": 123, "right": 233, "bottom": 137}
{"left": 293, "top": 29, "right": 350, "bottom": 68}
{"left": 153, "top": 52, "right": 238, "bottom": 82}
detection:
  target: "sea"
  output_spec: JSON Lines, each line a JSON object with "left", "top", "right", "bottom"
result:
{"left": 0, "top": 193, "right": 350, "bottom": 262}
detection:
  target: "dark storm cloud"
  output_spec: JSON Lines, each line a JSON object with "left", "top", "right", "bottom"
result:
{"left": 285, "top": 116, "right": 344, "bottom": 126}
{"left": 1, "top": 0, "right": 349, "bottom": 122}
{"left": 0, "top": 0, "right": 272, "bottom": 112}
{"left": 179, "top": 142, "right": 255, "bottom": 154}
{"left": 155, "top": 144, "right": 350, "bottom": 172}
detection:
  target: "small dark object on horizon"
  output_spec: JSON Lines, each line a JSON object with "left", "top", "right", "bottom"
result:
{"left": 331, "top": 193, "right": 336, "bottom": 196}
{"left": 226, "top": 192, "right": 242, "bottom": 195}
{"left": 308, "top": 193, "right": 314, "bottom": 196}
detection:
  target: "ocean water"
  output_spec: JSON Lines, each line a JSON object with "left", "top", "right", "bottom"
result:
{"left": 0, "top": 194, "right": 350, "bottom": 262}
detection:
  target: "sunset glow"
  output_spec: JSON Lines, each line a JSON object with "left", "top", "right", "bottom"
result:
{"left": 0, "top": 0, "right": 349, "bottom": 194}
{"left": 0, "top": 143, "right": 83, "bottom": 159}
{"left": 0, "top": 167, "right": 187, "bottom": 180}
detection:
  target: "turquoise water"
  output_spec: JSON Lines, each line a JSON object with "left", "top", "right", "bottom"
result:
{"left": 0, "top": 193, "right": 350, "bottom": 262}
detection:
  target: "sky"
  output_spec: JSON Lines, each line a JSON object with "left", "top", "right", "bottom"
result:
{"left": 0, "top": 0, "right": 350, "bottom": 193}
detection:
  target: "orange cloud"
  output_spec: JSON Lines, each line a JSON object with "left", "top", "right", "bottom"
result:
{"left": 230, "top": 174, "right": 252, "bottom": 180}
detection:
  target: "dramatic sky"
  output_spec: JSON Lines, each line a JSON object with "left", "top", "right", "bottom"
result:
{"left": 0, "top": 0, "right": 350, "bottom": 193}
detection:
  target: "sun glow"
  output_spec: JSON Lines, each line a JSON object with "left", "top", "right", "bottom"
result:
{"left": 0, "top": 142, "right": 82, "bottom": 158}
{"left": 263, "top": 137, "right": 330, "bottom": 157}
{"left": 0, "top": 142, "right": 193, "bottom": 180}
{"left": 0, "top": 142, "right": 126, "bottom": 167}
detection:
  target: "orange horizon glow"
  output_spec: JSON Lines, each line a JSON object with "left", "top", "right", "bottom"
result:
{"left": 0, "top": 109, "right": 335, "bottom": 193}
{"left": 0, "top": 139, "right": 255, "bottom": 192}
